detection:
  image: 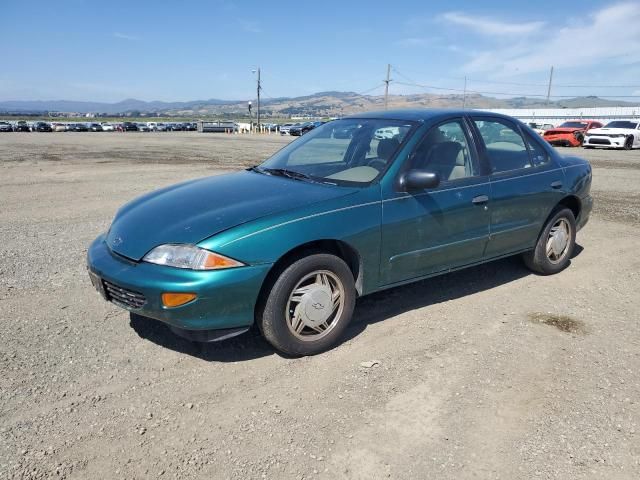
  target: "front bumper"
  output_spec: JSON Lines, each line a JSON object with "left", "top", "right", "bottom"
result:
{"left": 87, "top": 234, "right": 272, "bottom": 331}
{"left": 584, "top": 136, "right": 625, "bottom": 148}
{"left": 544, "top": 134, "right": 581, "bottom": 147}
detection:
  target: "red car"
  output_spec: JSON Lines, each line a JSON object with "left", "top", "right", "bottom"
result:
{"left": 543, "top": 120, "right": 602, "bottom": 147}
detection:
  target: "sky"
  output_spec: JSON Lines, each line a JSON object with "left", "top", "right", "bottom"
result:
{"left": 2, "top": 0, "right": 640, "bottom": 103}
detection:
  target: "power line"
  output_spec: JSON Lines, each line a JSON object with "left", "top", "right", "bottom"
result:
{"left": 392, "top": 65, "right": 640, "bottom": 90}
{"left": 353, "top": 83, "right": 386, "bottom": 97}
{"left": 395, "top": 80, "right": 640, "bottom": 98}
{"left": 446, "top": 77, "right": 640, "bottom": 89}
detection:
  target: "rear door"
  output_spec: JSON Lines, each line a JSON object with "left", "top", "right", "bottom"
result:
{"left": 470, "top": 116, "right": 566, "bottom": 258}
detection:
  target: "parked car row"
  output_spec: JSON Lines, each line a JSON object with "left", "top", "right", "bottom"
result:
{"left": 280, "top": 121, "right": 326, "bottom": 136}
{"left": 528, "top": 120, "right": 640, "bottom": 150}
{"left": 0, "top": 120, "right": 200, "bottom": 132}
{"left": 532, "top": 119, "right": 640, "bottom": 150}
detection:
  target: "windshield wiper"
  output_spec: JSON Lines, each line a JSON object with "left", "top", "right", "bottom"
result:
{"left": 259, "top": 167, "right": 337, "bottom": 186}
{"left": 262, "top": 168, "right": 313, "bottom": 181}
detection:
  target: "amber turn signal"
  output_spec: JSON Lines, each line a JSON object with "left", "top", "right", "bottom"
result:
{"left": 161, "top": 292, "right": 197, "bottom": 308}
{"left": 203, "top": 253, "right": 244, "bottom": 269}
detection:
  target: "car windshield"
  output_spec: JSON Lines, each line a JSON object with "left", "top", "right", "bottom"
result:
{"left": 258, "top": 118, "right": 416, "bottom": 186}
{"left": 604, "top": 121, "right": 638, "bottom": 129}
{"left": 559, "top": 121, "right": 588, "bottom": 128}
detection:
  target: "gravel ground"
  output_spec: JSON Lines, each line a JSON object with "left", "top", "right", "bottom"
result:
{"left": 1, "top": 132, "right": 639, "bottom": 479}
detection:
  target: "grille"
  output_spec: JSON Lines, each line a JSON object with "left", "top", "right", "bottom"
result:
{"left": 103, "top": 280, "right": 146, "bottom": 309}
{"left": 588, "top": 138, "right": 611, "bottom": 145}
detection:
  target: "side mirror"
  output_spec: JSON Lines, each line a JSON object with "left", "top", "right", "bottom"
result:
{"left": 399, "top": 170, "right": 440, "bottom": 191}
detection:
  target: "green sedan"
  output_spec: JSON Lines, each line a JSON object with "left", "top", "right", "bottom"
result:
{"left": 87, "top": 109, "right": 592, "bottom": 355}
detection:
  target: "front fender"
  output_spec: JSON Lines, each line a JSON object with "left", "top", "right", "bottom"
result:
{"left": 198, "top": 186, "right": 383, "bottom": 294}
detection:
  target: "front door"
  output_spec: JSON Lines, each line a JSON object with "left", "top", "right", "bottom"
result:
{"left": 380, "top": 118, "right": 491, "bottom": 285}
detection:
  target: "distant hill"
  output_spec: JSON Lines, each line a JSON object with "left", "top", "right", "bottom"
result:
{"left": 1, "top": 92, "right": 638, "bottom": 117}
{"left": 0, "top": 97, "right": 237, "bottom": 115}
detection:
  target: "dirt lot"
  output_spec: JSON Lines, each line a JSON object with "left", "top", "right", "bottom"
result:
{"left": 1, "top": 132, "right": 640, "bottom": 479}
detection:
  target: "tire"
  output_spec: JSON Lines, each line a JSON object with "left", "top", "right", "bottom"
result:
{"left": 624, "top": 136, "right": 634, "bottom": 150}
{"left": 258, "top": 253, "right": 356, "bottom": 356}
{"left": 574, "top": 132, "right": 584, "bottom": 146}
{"left": 522, "top": 208, "right": 576, "bottom": 275}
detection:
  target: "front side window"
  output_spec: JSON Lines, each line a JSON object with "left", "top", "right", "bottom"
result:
{"left": 409, "top": 119, "right": 477, "bottom": 181}
{"left": 473, "top": 118, "right": 530, "bottom": 173}
{"left": 259, "top": 119, "right": 415, "bottom": 185}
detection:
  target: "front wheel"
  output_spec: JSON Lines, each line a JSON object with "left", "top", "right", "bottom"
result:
{"left": 574, "top": 132, "right": 584, "bottom": 146}
{"left": 522, "top": 208, "right": 576, "bottom": 275}
{"left": 258, "top": 254, "right": 356, "bottom": 356}
{"left": 624, "top": 136, "right": 634, "bottom": 150}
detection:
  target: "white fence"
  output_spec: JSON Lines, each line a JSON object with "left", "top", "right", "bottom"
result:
{"left": 480, "top": 107, "right": 640, "bottom": 125}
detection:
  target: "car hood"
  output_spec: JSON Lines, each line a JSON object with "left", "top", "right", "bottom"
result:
{"left": 586, "top": 127, "right": 635, "bottom": 135}
{"left": 545, "top": 127, "right": 585, "bottom": 135}
{"left": 106, "top": 170, "right": 357, "bottom": 260}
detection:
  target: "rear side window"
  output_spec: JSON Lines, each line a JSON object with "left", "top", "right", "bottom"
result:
{"left": 473, "top": 118, "right": 530, "bottom": 173}
{"left": 523, "top": 131, "right": 550, "bottom": 166}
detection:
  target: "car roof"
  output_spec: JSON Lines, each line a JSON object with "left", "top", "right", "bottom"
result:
{"left": 344, "top": 108, "right": 522, "bottom": 123}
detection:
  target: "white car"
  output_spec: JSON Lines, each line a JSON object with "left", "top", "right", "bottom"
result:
{"left": 101, "top": 122, "right": 115, "bottom": 132}
{"left": 234, "top": 122, "right": 251, "bottom": 133}
{"left": 583, "top": 120, "right": 640, "bottom": 149}
{"left": 279, "top": 123, "right": 294, "bottom": 135}
{"left": 374, "top": 127, "right": 400, "bottom": 139}
{"left": 528, "top": 122, "right": 555, "bottom": 136}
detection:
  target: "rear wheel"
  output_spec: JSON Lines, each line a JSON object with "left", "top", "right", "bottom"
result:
{"left": 258, "top": 253, "right": 356, "bottom": 356}
{"left": 523, "top": 208, "right": 576, "bottom": 275}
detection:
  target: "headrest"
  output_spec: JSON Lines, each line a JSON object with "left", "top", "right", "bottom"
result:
{"left": 430, "top": 141, "right": 462, "bottom": 161}
{"left": 377, "top": 138, "right": 400, "bottom": 160}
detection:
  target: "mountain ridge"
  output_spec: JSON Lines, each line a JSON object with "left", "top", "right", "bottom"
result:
{"left": 1, "top": 92, "right": 637, "bottom": 117}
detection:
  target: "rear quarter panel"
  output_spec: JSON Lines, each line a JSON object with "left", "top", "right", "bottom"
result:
{"left": 556, "top": 155, "right": 592, "bottom": 200}
{"left": 557, "top": 155, "right": 593, "bottom": 228}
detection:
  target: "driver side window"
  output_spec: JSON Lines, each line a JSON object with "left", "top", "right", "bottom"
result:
{"left": 410, "top": 120, "right": 477, "bottom": 181}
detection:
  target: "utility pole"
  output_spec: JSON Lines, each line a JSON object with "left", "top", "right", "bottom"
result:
{"left": 384, "top": 64, "right": 391, "bottom": 110}
{"left": 546, "top": 66, "right": 554, "bottom": 106}
{"left": 462, "top": 76, "right": 467, "bottom": 109}
{"left": 256, "top": 67, "right": 261, "bottom": 128}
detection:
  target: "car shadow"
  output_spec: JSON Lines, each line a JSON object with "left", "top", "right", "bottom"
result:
{"left": 342, "top": 255, "right": 530, "bottom": 342}
{"left": 130, "top": 245, "right": 583, "bottom": 361}
{"left": 129, "top": 313, "right": 274, "bottom": 362}
{"left": 571, "top": 243, "right": 584, "bottom": 258}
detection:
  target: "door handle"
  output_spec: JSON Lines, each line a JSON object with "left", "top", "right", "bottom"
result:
{"left": 550, "top": 181, "right": 563, "bottom": 189}
{"left": 472, "top": 195, "right": 489, "bottom": 205}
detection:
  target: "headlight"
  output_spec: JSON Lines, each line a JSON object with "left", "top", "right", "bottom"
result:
{"left": 143, "top": 245, "right": 245, "bottom": 270}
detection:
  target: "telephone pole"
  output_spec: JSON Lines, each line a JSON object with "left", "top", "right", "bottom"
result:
{"left": 546, "top": 66, "right": 554, "bottom": 106}
{"left": 256, "top": 67, "right": 261, "bottom": 127}
{"left": 462, "top": 76, "right": 467, "bottom": 109}
{"left": 384, "top": 64, "right": 392, "bottom": 110}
